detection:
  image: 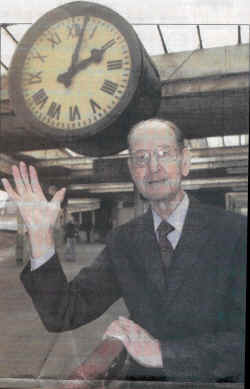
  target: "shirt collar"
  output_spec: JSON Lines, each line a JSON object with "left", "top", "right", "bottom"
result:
{"left": 152, "top": 192, "right": 189, "bottom": 234}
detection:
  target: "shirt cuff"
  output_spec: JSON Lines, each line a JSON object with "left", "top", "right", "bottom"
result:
{"left": 30, "top": 247, "right": 55, "bottom": 271}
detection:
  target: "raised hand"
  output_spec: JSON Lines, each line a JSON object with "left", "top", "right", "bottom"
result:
{"left": 104, "top": 316, "right": 163, "bottom": 368}
{"left": 1, "top": 162, "right": 66, "bottom": 258}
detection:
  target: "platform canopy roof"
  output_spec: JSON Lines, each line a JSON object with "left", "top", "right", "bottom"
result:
{"left": 0, "top": 0, "right": 249, "bottom": 204}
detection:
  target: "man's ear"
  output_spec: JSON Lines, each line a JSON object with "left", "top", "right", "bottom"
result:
{"left": 181, "top": 147, "right": 191, "bottom": 177}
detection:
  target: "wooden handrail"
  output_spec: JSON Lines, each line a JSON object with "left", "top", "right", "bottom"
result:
{"left": 54, "top": 338, "right": 126, "bottom": 389}
{"left": 68, "top": 337, "right": 126, "bottom": 381}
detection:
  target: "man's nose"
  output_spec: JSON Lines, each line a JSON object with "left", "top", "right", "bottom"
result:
{"left": 148, "top": 152, "right": 160, "bottom": 172}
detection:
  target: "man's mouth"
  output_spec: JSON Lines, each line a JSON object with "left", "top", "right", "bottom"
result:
{"left": 147, "top": 178, "right": 166, "bottom": 185}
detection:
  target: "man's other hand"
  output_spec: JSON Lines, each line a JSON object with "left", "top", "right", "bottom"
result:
{"left": 104, "top": 316, "right": 163, "bottom": 368}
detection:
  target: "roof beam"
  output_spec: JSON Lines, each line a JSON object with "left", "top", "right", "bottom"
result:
{"left": 34, "top": 145, "right": 248, "bottom": 167}
{"left": 67, "top": 175, "right": 248, "bottom": 194}
{"left": 67, "top": 198, "right": 101, "bottom": 213}
{"left": 153, "top": 44, "right": 249, "bottom": 138}
{"left": 36, "top": 157, "right": 94, "bottom": 169}
{"left": 153, "top": 44, "right": 249, "bottom": 83}
{"left": 30, "top": 146, "right": 248, "bottom": 185}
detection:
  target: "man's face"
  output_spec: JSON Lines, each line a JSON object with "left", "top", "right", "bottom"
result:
{"left": 128, "top": 122, "right": 190, "bottom": 202}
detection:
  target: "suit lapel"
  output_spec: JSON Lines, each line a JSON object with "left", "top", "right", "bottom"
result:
{"left": 164, "top": 196, "right": 212, "bottom": 308}
{"left": 132, "top": 197, "right": 212, "bottom": 309}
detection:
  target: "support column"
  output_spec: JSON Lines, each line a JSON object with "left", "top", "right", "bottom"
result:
{"left": 91, "top": 211, "right": 95, "bottom": 243}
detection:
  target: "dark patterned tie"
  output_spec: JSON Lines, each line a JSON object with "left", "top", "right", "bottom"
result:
{"left": 157, "top": 221, "right": 175, "bottom": 271}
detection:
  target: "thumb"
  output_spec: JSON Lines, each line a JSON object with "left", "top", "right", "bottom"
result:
{"left": 51, "top": 188, "right": 66, "bottom": 204}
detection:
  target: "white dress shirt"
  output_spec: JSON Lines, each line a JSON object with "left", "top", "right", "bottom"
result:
{"left": 152, "top": 192, "right": 189, "bottom": 249}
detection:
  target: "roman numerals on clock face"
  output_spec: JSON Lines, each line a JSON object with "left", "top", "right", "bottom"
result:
{"left": 21, "top": 14, "right": 132, "bottom": 131}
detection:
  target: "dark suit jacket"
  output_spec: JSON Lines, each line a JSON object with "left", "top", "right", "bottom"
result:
{"left": 21, "top": 197, "right": 247, "bottom": 382}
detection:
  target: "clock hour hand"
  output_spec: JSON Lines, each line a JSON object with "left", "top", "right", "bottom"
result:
{"left": 71, "top": 15, "right": 90, "bottom": 67}
{"left": 57, "top": 48, "right": 104, "bottom": 87}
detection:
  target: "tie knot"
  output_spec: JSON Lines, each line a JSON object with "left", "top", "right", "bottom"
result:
{"left": 157, "top": 221, "right": 174, "bottom": 239}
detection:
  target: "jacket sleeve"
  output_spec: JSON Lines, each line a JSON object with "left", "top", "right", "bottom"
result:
{"left": 20, "top": 241, "right": 121, "bottom": 333}
{"left": 160, "top": 232, "right": 246, "bottom": 382}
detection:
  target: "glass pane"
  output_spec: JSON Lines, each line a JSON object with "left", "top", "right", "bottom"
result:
{"left": 133, "top": 25, "right": 164, "bottom": 55}
{"left": 223, "top": 135, "right": 240, "bottom": 146}
{"left": 207, "top": 136, "right": 224, "bottom": 147}
{"left": 1, "top": 28, "right": 17, "bottom": 71}
{"left": 240, "top": 25, "right": 250, "bottom": 43}
{"left": 160, "top": 25, "right": 200, "bottom": 53}
{"left": 240, "top": 134, "right": 249, "bottom": 145}
{"left": 8, "top": 24, "right": 30, "bottom": 42}
{"left": 199, "top": 25, "right": 237, "bottom": 48}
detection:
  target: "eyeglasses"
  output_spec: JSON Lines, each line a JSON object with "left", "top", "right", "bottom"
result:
{"left": 129, "top": 146, "right": 180, "bottom": 167}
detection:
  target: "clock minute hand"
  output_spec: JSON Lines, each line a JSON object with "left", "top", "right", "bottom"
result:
{"left": 70, "top": 15, "right": 90, "bottom": 67}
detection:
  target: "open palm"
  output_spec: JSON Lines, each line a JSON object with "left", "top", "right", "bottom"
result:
{"left": 1, "top": 162, "right": 65, "bottom": 258}
{"left": 2, "top": 162, "right": 65, "bottom": 231}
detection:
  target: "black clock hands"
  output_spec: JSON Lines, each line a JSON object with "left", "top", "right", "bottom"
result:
{"left": 71, "top": 16, "right": 90, "bottom": 67}
{"left": 57, "top": 44, "right": 112, "bottom": 88}
{"left": 57, "top": 49, "right": 103, "bottom": 87}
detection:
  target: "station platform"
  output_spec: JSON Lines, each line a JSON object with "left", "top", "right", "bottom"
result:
{"left": 0, "top": 232, "right": 128, "bottom": 382}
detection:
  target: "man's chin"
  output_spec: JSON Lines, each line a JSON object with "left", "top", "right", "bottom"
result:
{"left": 141, "top": 186, "right": 182, "bottom": 202}
{"left": 142, "top": 190, "right": 172, "bottom": 202}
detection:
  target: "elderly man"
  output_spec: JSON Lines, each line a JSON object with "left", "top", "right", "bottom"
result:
{"left": 1, "top": 118, "right": 246, "bottom": 382}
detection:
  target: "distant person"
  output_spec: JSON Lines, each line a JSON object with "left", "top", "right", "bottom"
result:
{"left": 64, "top": 218, "right": 77, "bottom": 262}
{"left": 81, "top": 214, "right": 93, "bottom": 243}
{"left": 2, "top": 118, "right": 247, "bottom": 383}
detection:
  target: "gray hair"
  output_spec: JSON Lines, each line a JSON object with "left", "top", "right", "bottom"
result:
{"left": 127, "top": 118, "right": 185, "bottom": 151}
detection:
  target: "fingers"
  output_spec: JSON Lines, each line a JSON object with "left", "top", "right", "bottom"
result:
{"left": 119, "top": 316, "right": 141, "bottom": 335}
{"left": 1, "top": 178, "right": 19, "bottom": 201}
{"left": 1, "top": 162, "right": 50, "bottom": 203}
{"left": 2, "top": 162, "right": 40, "bottom": 197}
{"left": 104, "top": 318, "right": 161, "bottom": 368}
{"left": 103, "top": 320, "right": 129, "bottom": 346}
{"left": 104, "top": 317, "right": 142, "bottom": 346}
{"left": 52, "top": 188, "right": 66, "bottom": 205}
{"left": 4, "top": 161, "right": 45, "bottom": 200}
{"left": 29, "top": 165, "right": 46, "bottom": 199}
{"left": 19, "top": 162, "right": 32, "bottom": 192}
{"left": 12, "top": 164, "right": 26, "bottom": 195}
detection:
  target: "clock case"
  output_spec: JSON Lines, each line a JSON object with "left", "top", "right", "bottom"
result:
{"left": 8, "top": 1, "right": 162, "bottom": 156}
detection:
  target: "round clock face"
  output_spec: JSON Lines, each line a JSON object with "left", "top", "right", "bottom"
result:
{"left": 21, "top": 15, "right": 132, "bottom": 134}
